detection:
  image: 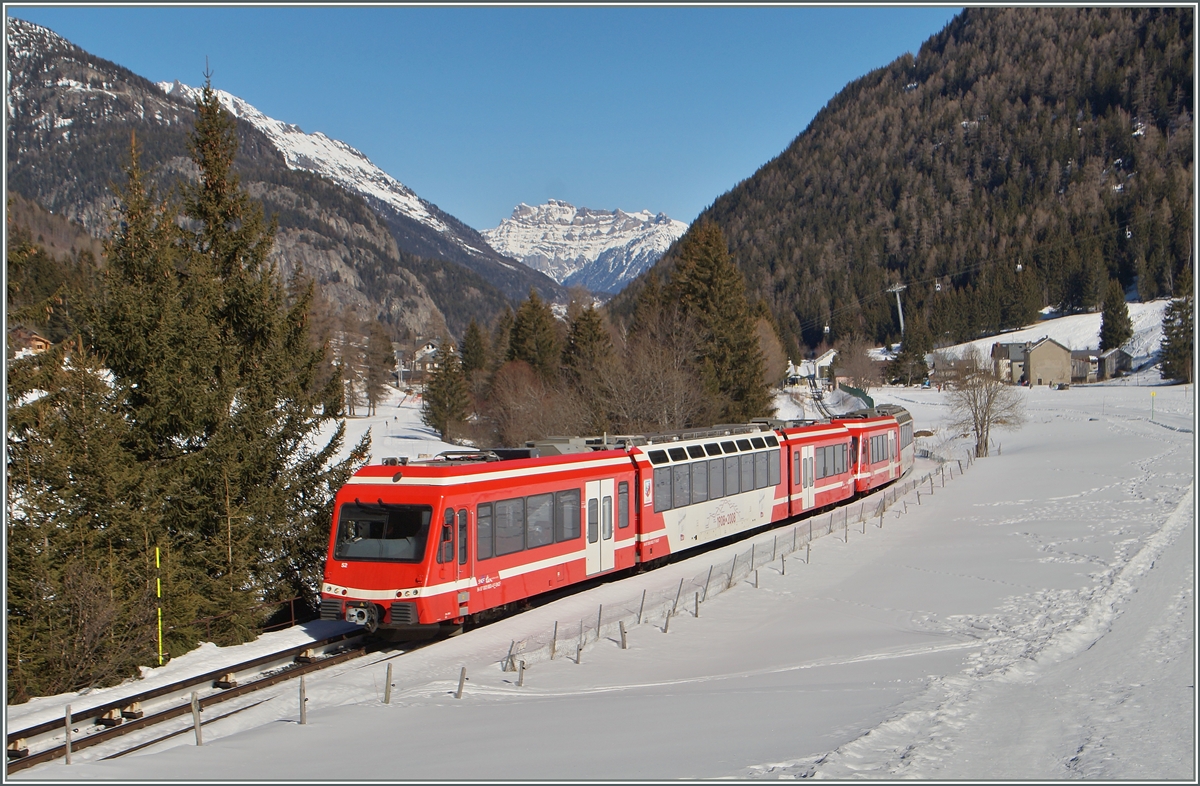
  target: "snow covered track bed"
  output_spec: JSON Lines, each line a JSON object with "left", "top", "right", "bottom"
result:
{"left": 10, "top": 384, "right": 1193, "bottom": 780}
{"left": 5, "top": 630, "right": 370, "bottom": 772}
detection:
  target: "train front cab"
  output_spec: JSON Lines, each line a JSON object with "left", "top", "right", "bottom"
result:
{"left": 320, "top": 451, "right": 638, "bottom": 635}
{"left": 320, "top": 472, "right": 453, "bottom": 637}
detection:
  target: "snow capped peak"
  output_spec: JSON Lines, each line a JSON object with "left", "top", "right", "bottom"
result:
{"left": 156, "top": 79, "right": 453, "bottom": 238}
{"left": 482, "top": 200, "right": 687, "bottom": 293}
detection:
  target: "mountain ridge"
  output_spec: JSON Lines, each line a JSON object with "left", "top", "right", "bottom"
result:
{"left": 481, "top": 199, "right": 688, "bottom": 294}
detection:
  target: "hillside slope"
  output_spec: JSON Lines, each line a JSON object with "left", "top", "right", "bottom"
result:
{"left": 617, "top": 8, "right": 1193, "bottom": 356}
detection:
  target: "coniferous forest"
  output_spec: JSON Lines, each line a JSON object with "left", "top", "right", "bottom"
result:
{"left": 615, "top": 7, "right": 1193, "bottom": 356}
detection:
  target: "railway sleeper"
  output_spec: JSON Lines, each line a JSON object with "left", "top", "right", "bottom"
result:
{"left": 7, "top": 739, "right": 29, "bottom": 760}
{"left": 96, "top": 709, "right": 124, "bottom": 728}
{"left": 212, "top": 673, "right": 238, "bottom": 689}
{"left": 121, "top": 703, "right": 144, "bottom": 720}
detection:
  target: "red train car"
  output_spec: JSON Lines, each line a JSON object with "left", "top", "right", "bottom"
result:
{"left": 320, "top": 408, "right": 914, "bottom": 636}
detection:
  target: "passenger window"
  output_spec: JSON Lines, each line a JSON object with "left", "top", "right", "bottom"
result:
{"left": 741, "top": 454, "right": 754, "bottom": 492}
{"left": 709, "top": 458, "right": 724, "bottom": 499}
{"left": 477, "top": 504, "right": 493, "bottom": 560}
{"left": 555, "top": 489, "right": 581, "bottom": 541}
{"left": 725, "top": 455, "right": 740, "bottom": 494}
{"left": 602, "top": 496, "right": 613, "bottom": 540}
{"left": 587, "top": 498, "right": 599, "bottom": 543}
{"left": 692, "top": 462, "right": 708, "bottom": 504}
{"left": 673, "top": 464, "right": 691, "bottom": 508}
{"left": 494, "top": 498, "right": 525, "bottom": 556}
{"left": 653, "top": 467, "right": 672, "bottom": 513}
{"left": 617, "top": 483, "right": 629, "bottom": 529}
{"left": 769, "top": 449, "right": 781, "bottom": 486}
{"left": 526, "top": 493, "right": 553, "bottom": 549}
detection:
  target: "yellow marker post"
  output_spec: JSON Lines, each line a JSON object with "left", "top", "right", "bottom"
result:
{"left": 156, "top": 546, "right": 163, "bottom": 666}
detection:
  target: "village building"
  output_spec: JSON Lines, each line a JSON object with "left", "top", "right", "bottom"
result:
{"left": 1025, "top": 337, "right": 1072, "bottom": 387}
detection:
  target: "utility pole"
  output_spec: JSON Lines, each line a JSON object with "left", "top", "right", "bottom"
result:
{"left": 888, "top": 283, "right": 907, "bottom": 336}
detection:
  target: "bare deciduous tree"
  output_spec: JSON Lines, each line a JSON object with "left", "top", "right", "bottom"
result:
{"left": 609, "top": 305, "right": 709, "bottom": 432}
{"left": 946, "top": 346, "right": 1027, "bottom": 458}
{"left": 838, "top": 336, "right": 881, "bottom": 394}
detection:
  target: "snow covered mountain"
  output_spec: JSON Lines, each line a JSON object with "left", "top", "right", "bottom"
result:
{"left": 481, "top": 199, "right": 688, "bottom": 294}
{"left": 156, "top": 80, "right": 562, "bottom": 303}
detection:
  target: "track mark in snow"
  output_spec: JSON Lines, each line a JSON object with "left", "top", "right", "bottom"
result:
{"left": 388, "top": 641, "right": 982, "bottom": 703}
{"left": 743, "top": 484, "right": 1194, "bottom": 780}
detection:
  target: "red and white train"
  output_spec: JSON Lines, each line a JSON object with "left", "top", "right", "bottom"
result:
{"left": 320, "top": 405, "right": 914, "bottom": 636}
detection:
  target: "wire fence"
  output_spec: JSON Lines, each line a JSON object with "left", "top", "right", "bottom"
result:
{"left": 491, "top": 449, "right": 973, "bottom": 674}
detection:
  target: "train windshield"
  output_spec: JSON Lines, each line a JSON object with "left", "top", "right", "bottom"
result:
{"left": 334, "top": 503, "right": 432, "bottom": 562}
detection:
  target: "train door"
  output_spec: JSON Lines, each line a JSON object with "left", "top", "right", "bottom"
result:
{"left": 585, "top": 479, "right": 615, "bottom": 575}
{"left": 801, "top": 444, "right": 815, "bottom": 509}
{"left": 888, "top": 431, "right": 897, "bottom": 480}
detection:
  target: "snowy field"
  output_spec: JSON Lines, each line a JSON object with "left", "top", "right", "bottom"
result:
{"left": 9, "top": 365, "right": 1194, "bottom": 780}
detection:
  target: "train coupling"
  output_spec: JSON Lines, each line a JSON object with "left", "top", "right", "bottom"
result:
{"left": 345, "top": 603, "right": 379, "bottom": 633}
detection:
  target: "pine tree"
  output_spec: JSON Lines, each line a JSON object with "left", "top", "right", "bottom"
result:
{"left": 508, "top": 288, "right": 561, "bottom": 380}
{"left": 1160, "top": 271, "right": 1193, "bottom": 383}
{"left": 422, "top": 338, "right": 469, "bottom": 440}
{"left": 490, "top": 306, "right": 514, "bottom": 373}
{"left": 562, "top": 305, "right": 617, "bottom": 431}
{"left": 665, "top": 222, "right": 772, "bottom": 421}
{"left": 83, "top": 82, "right": 368, "bottom": 650}
{"left": 1098, "top": 279, "right": 1134, "bottom": 351}
{"left": 461, "top": 318, "right": 489, "bottom": 375}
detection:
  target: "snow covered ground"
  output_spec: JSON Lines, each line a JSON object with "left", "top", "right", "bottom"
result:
{"left": 9, "top": 363, "right": 1193, "bottom": 780}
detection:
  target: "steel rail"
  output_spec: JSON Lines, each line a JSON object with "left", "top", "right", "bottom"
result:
{"left": 5, "top": 633, "right": 365, "bottom": 774}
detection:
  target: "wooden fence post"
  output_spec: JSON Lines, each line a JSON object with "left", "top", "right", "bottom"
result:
{"left": 620, "top": 620, "right": 628, "bottom": 649}
{"left": 702, "top": 565, "right": 714, "bottom": 602}
{"left": 456, "top": 667, "right": 466, "bottom": 698}
{"left": 384, "top": 663, "right": 393, "bottom": 705}
{"left": 550, "top": 621, "right": 558, "bottom": 660}
{"left": 637, "top": 590, "right": 646, "bottom": 624}
{"left": 191, "top": 692, "right": 203, "bottom": 745}
{"left": 300, "top": 676, "right": 307, "bottom": 725}
{"left": 64, "top": 705, "right": 72, "bottom": 764}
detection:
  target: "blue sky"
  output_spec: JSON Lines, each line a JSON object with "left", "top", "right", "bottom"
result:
{"left": 9, "top": 5, "right": 961, "bottom": 231}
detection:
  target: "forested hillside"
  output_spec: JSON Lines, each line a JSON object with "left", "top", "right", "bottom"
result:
{"left": 616, "top": 8, "right": 1193, "bottom": 355}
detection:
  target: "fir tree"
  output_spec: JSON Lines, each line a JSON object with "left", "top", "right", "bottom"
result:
{"left": 665, "top": 222, "right": 772, "bottom": 421}
{"left": 508, "top": 288, "right": 561, "bottom": 380}
{"left": 461, "top": 318, "right": 489, "bottom": 375}
{"left": 84, "top": 82, "right": 368, "bottom": 650}
{"left": 490, "top": 306, "right": 514, "bottom": 373}
{"left": 1098, "top": 279, "right": 1134, "bottom": 351}
{"left": 5, "top": 333, "right": 160, "bottom": 700}
{"left": 422, "top": 338, "right": 470, "bottom": 441}
{"left": 562, "top": 305, "right": 617, "bottom": 431}
{"left": 1160, "top": 271, "right": 1193, "bottom": 383}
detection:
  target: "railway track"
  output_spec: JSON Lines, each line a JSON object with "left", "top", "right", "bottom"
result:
{"left": 5, "top": 631, "right": 379, "bottom": 774}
